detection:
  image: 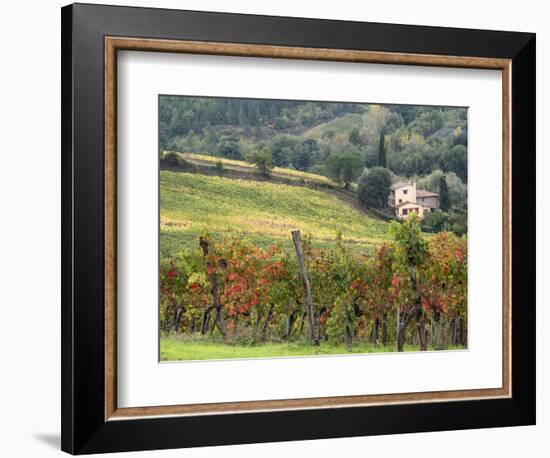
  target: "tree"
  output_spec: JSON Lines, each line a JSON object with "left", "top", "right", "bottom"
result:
{"left": 215, "top": 160, "right": 224, "bottom": 174}
{"left": 292, "top": 149, "right": 312, "bottom": 171}
{"left": 159, "top": 96, "right": 468, "bottom": 179}
{"left": 390, "top": 139, "right": 437, "bottom": 177}
{"left": 357, "top": 167, "right": 392, "bottom": 209}
{"left": 439, "top": 175, "right": 450, "bottom": 211}
{"left": 361, "top": 105, "right": 391, "bottom": 149}
{"left": 238, "top": 106, "right": 247, "bottom": 127}
{"left": 247, "top": 147, "right": 274, "bottom": 176}
{"left": 447, "top": 208, "right": 468, "bottom": 236}
{"left": 218, "top": 136, "right": 242, "bottom": 159}
{"left": 441, "top": 144, "right": 467, "bottom": 182}
{"left": 416, "top": 169, "right": 467, "bottom": 208}
{"left": 248, "top": 102, "right": 260, "bottom": 126}
{"left": 324, "top": 152, "right": 363, "bottom": 189}
{"left": 269, "top": 134, "right": 297, "bottom": 167}
{"left": 323, "top": 129, "right": 336, "bottom": 140}
{"left": 349, "top": 127, "right": 362, "bottom": 146}
{"left": 161, "top": 151, "right": 188, "bottom": 169}
{"left": 378, "top": 131, "right": 386, "bottom": 168}
{"left": 292, "top": 139, "right": 319, "bottom": 171}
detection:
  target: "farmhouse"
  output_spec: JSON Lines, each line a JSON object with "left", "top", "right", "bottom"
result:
{"left": 388, "top": 181, "right": 439, "bottom": 220}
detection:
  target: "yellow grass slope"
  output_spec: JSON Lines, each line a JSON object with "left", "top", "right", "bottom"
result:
{"left": 160, "top": 169, "right": 390, "bottom": 256}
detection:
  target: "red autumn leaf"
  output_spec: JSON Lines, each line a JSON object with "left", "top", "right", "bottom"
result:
{"left": 421, "top": 296, "right": 430, "bottom": 311}
{"left": 206, "top": 265, "right": 216, "bottom": 275}
{"left": 189, "top": 283, "right": 200, "bottom": 292}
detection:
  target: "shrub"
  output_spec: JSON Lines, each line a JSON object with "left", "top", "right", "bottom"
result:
{"left": 423, "top": 210, "right": 449, "bottom": 233}
{"left": 423, "top": 208, "right": 467, "bottom": 236}
{"left": 247, "top": 147, "right": 274, "bottom": 176}
{"left": 161, "top": 151, "right": 188, "bottom": 169}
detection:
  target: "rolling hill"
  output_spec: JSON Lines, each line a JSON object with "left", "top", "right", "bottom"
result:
{"left": 177, "top": 152, "right": 335, "bottom": 186}
{"left": 302, "top": 113, "right": 363, "bottom": 139}
{"left": 160, "top": 169, "right": 390, "bottom": 257}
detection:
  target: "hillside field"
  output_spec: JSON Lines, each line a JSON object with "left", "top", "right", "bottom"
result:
{"left": 160, "top": 169, "right": 390, "bottom": 257}
{"left": 303, "top": 113, "right": 363, "bottom": 139}
{"left": 180, "top": 152, "right": 335, "bottom": 186}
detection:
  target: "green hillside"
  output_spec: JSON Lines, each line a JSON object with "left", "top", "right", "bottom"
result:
{"left": 160, "top": 170, "right": 390, "bottom": 257}
{"left": 303, "top": 113, "right": 363, "bottom": 138}
{"left": 178, "top": 152, "right": 335, "bottom": 186}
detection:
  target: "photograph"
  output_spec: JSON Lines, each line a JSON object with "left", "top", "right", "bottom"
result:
{"left": 159, "top": 95, "right": 469, "bottom": 361}
{"left": 52, "top": 2, "right": 537, "bottom": 454}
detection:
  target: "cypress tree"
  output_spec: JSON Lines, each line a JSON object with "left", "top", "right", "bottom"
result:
{"left": 439, "top": 175, "right": 450, "bottom": 212}
{"left": 238, "top": 106, "right": 247, "bottom": 127}
{"left": 378, "top": 131, "right": 386, "bottom": 168}
{"left": 349, "top": 127, "right": 361, "bottom": 146}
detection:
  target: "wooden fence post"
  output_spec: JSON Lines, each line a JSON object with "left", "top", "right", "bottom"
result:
{"left": 291, "top": 230, "right": 318, "bottom": 345}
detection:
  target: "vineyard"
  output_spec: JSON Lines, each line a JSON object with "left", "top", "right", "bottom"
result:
{"left": 160, "top": 170, "right": 389, "bottom": 256}
{"left": 179, "top": 152, "right": 336, "bottom": 185}
{"left": 160, "top": 182, "right": 468, "bottom": 360}
{"left": 159, "top": 97, "right": 469, "bottom": 360}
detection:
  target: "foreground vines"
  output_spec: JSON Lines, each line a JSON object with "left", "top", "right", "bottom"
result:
{"left": 160, "top": 214, "right": 467, "bottom": 352}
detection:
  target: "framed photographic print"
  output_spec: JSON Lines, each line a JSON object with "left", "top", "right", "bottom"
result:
{"left": 61, "top": 3, "right": 536, "bottom": 454}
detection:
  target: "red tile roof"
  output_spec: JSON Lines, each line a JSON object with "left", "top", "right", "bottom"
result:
{"left": 396, "top": 201, "right": 422, "bottom": 208}
{"left": 416, "top": 189, "right": 439, "bottom": 198}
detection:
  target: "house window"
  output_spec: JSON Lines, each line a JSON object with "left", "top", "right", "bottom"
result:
{"left": 403, "top": 190, "right": 408, "bottom": 195}
{"left": 399, "top": 199, "right": 402, "bottom": 204}
{"left": 402, "top": 209, "right": 408, "bottom": 215}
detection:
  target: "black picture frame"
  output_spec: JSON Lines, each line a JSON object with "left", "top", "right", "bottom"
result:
{"left": 61, "top": 3, "right": 535, "bottom": 454}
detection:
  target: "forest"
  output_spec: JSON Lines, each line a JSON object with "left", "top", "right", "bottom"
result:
{"left": 159, "top": 96, "right": 468, "bottom": 360}
{"left": 160, "top": 97, "right": 467, "bottom": 179}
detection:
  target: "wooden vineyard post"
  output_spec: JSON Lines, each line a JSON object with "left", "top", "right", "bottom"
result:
{"left": 199, "top": 236, "right": 227, "bottom": 339}
{"left": 291, "top": 230, "right": 318, "bottom": 345}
